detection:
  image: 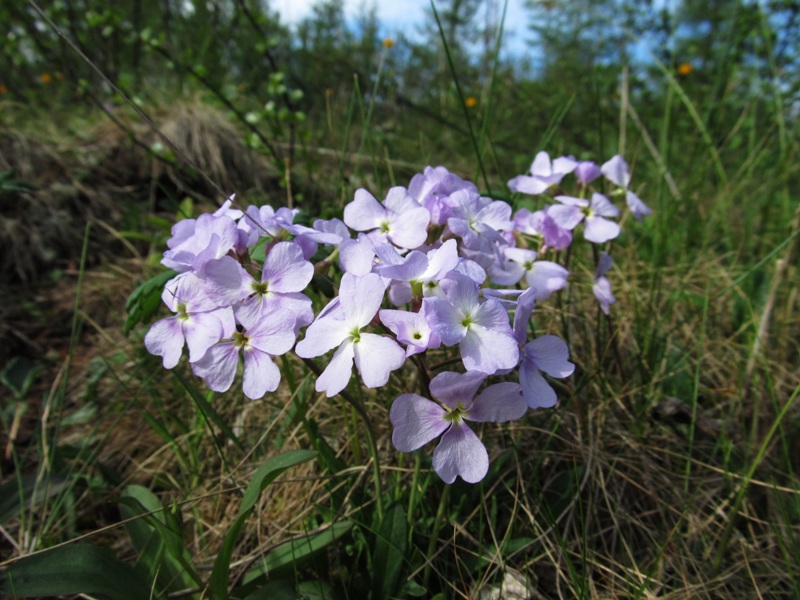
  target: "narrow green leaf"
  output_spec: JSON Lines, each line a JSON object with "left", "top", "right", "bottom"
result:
{"left": 0, "top": 543, "right": 151, "bottom": 600}
{"left": 123, "top": 270, "right": 175, "bottom": 334}
{"left": 173, "top": 371, "right": 244, "bottom": 450}
{"left": 208, "top": 450, "right": 317, "bottom": 600}
{"left": 371, "top": 503, "right": 408, "bottom": 600}
{"left": 242, "top": 521, "right": 354, "bottom": 585}
{"left": 0, "top": 474, "right": 69, "bottom": 525}
{"left": 119, "top": 485, "right": 200, "bottom": 591}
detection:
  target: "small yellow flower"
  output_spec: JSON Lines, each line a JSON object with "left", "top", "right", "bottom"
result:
{"left": 383, "top": 38, "right": 394, "bottom": 48}
{"left": 465, "top": 96, "right": 477, "bottom": 108}
{"left": 39, "top": 73, "right": 53, "bottom": 84}
{"left": 677, "top": 63, "right": 693, "bottom": 76}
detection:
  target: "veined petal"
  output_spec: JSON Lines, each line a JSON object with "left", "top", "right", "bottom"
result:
{"left": 339, "top": 272, "right": 386, "bottom": 328}
{"left": 295, "top": 316, "right": 349, "bottom": 358}
{"left": 145, "top": 317, "right": 185, "bottom": 369}
{"left": 519, "top": 362, "right": 557, "bottom": 409}
{"left": 584, "top": 216, "right": 620, "bottom": 244}
{"left": 432, "top": 423, "right": 488, "bottom": 484}
{"left": 263, "top": 242, "right": 314, "bottom": 292}
{"left": 390, "top": 393, "right": 449, "bottom": 452}
{"left": 182, "top": 312, "right": 224, "bottom": 362}
{"left": 388, "top": 206, "right": 430, "bottom": 250}
{"left": 353, "top": 333, "right": 405, "bottom": 388}
{"left": 316, "top": 341, "right": 355, "bottom": 397}
{"left": 526, "top": 335, "right": 575, "bottom": 378}
{"left": 247, "top": 309, "right": 297, "bottom": 356}
{"left": 339, "top": 236, "right": 376, "bottom": 276}
{"left": 429, "top": 370, "right": 486, "bottom": 409}
{"left": 467, "top": 382, "right": 526, "bottom": 422}
{"left": 460, "top": 326, "right": 519, "bottom": 374}
{"left": 242, "top": 348, "right": 281, "bottom": 399}
{"left": 425, "top": 297, "right": 467, "bottom": 346}
{"left": 590, "top": 193, "right": 620, "bottom": 218}
{"left": 191, "top": 342, "right": 239, "bottom": 393}
{"left": 344, "top": 188, "right": 386, "bottom": 231}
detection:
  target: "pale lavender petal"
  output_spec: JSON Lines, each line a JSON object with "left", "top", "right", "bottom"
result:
{"left": 526, "top": 335, "right": 575, "bottom": 377}
{"left": 575, "top": 161, "right": 601, "bottom": 185}
{"left": 263, "top": 242, "right": 314, "bottom": 292}
{"left": 553, "top": 195, "right": 589, "bottom": 207}
{"left": 191, "top": 342, "right": 239, "bottom": 393}
{"left": 388, "top": 207, "right": 430, "bottom": 249}
{"left": 353, "top": 333, "right": 405, "bottom": 388}
{"left": 593, "top": 276, "right": 615, "bottom": 314}
{"left": 526, "top": 261, "right": 569, "bottom": 301}
{"left": 247, "top": 309, "right": 297, "bottom": 356}
{"left": 315, "top": 340, "right": 355, "bottom": 397}
{"left": 344, "top": 189, "right": 386, "bottom": 231}
{"left": 183, "top": 312, "right": 224, "bottom": 362}
{"left": 475, "top": 200, "right": 513, "bottom": 232}
{"left": 519, "top": 363, "right": 557, "bottom": 409}
{"left": 339, "top": 235, "right": 376, "bottom": 276}
{"left": 340, "top": 272, "right": 386, "bottom": 328}
{"left": 548, "top": 204, "right": 585, "bottom": 230}
{"left": 425, "top": 297, "right": 467, "bottom": 346}
{"left": 441, "top": 271, "right": 480, "bottom": 317}
{"left": 552, "top": 155, "right": 578, "bottom": 175}
{"left": 145, "top": 317, "right": 184, "bottom": 369}
{"left": 429, "top": 370, "right": 487, "bottom": 409}
{"left": 432, "top": 423, "right": 488, "bottom": 484}
{"left": 601, "top": 155, "right": 630, "bottom": 188}
{"left": 422, "top": 239, "right": 459, "bottom": 281}
{"left": 460, "top": 326, "right": 519, "bottom": 374}
{"left": 584, "top": 216, "right": 621, "bottom": 244}
{"left": 626, "top": 191, "right": 652, "bottom": 220}
{"left": 390, "top": 393, "right": 449, "bottom": 452}
{"left": 590, "top": 193, "right": 620, "bottom": 218}
{"left": 530, "top": 151, "right": 552, "bottom": 176}
{"left": 295, "top": 316, "right": 349, "bottom": 358}
{"left": 473, "top": 297, "right": 514, "bottom": 332}
{"left": 467, "top": 382, "right": 527, "bottom": 422}
{"left": 242, "top": 348, "right": 281, "bottom": 399}
{"left": 378, "top": 250, "right": 428, "bottom": 281}
{"left": 596, "top": 251, "right": 614, "bottom": 278}
{"left": 203, "top": 256, "right": 251, "bottom": 306}
{"left": 513, "top": 287, "right": 537, "bottom": 345}
{"left": 508, "top": 175, "right": 550, "bottom": 195}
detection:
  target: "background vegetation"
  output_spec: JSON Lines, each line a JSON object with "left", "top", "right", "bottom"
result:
{"left": 0, "top": 0, "right": 798, "bottom": 598}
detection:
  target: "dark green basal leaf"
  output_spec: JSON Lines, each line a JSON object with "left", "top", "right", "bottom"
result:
{"left": 0, "top": 543, "right": 153, "bottom": 600}
{"left": 119, "top": 485, "right": 200, "bottom": 592}
{"left": 123, "top": 269, "right": 176, "bottom": 335}
{"left": 0, "top": 474, "right": 69, "bottom": 525}
{"left": 241, "top": 579, "right": 338, "bottom": 600}
{"left": 208, "top": 450, "right": 318, "bottom": 600}
{"left": 242, "top": 520, "right": 354, "bottom": 584}
{"left": 371, "top": 502, "right": 408, "bottom": 600}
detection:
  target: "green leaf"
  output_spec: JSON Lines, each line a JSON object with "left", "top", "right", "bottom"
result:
{"left": 241, "top": 579, "right": 338, "bottom": 600}
{"left": 0, "top": 356, "right": 44, "bottom": 400}
{"left": 0, "top": 543, "right": 152, "bottom": 600}
{"left": 208, "top": 450, "right": 317, "bottom": 600}
{"left": 119, "top": 485, "right": 200, "bottom": 592}
{"left": 123, "top": 270, "right": 176, "bottom": 335}
{"left": 242, "top": 520, "right": 354, "bottom": 584}
{"left": 371, "top": 503, "right": 407, "bottom": 600}
{"left": 173, "top": 371, "right": 244, "bottom": 451}
{"left": 0, "top": 474, "right": 69, "bottom": 525}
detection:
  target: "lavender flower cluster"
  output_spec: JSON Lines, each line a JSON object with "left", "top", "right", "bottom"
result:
{"left": 144, "top": 152, "right": 648, "bottom": 483}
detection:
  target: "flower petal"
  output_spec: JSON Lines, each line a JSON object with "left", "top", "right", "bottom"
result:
{"left": 432, "top": 423, "right": 488, "bottom": 484}
{"left": 353, "top": 333, "right": 405, "bottom": 388}
{"left": 467, "top": 382, "right": 527, "bottom": 422}
{"left": 243, "top": 348, "right": 281, "bottom": 399}
{"left": 315, "top": 340, "right": 355, "bottom": 397}
{"left": 390, "top": 393, "right": 449, "bottom": 452}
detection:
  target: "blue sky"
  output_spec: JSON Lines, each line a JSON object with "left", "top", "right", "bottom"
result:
{"left": 273, "top": 0, "right": 532, "bottom": 55}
